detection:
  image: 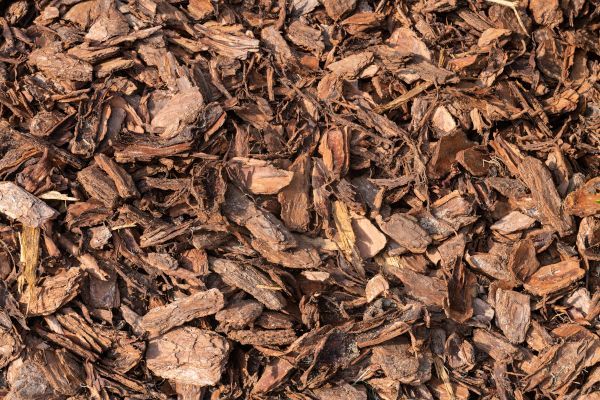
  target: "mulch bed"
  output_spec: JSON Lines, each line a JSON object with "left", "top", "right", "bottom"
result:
{"left": 0, "top": 0, "right": 599, "bottom": 399}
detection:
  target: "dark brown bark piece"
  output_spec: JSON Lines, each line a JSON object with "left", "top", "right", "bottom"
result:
{"left": 428, "top": 131, "right": 474, "bottom": 179}
{"left": 77, "top": 165, "right": 120, "bottom": 209}
{"left": 278, "top": 155, "right": 311, "bottom": 232}
{"left": 378, "top": 213, "right": 432, "bottom": 253}
{"left": 94, "top": 154, "right": 139, "bottom": 199}
{"left": 215, "top": 300, "right": 263, "bottom": 331}
{"left": 322, "top": 0, "right": 357, "bottom": 20}
{"left": 517, "top": 157, "right": 573, "bottom": 236}
{"left": 456, "top": 145, "right": 491, "bottom": 176}
{"left": 210, "top": 258, "right": 286, "bottom": 310}
{"left": 508, "top": 239, "right": 540, "bottom": 282}
{"left": 445, "top": 260, "right": 476, "bottom": 322}
{"left": 223, "top": 186, "right": 296, "bottom": 251}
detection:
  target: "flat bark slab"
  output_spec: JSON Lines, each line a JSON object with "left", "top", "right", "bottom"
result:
{"left": 146, "top": 327, "right": 230, "bottom": 386}
{"left": 210, "top": 258, "right": 286, "bottom": 310}
{"left": 140, "top": 288, "right": 224, "bottom": 337}
{"left": 0, "top": 182, "right": 58, "bottom": 227}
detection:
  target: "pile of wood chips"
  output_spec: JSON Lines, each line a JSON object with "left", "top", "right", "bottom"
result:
{"left": 0, "top": 0, "right": 599, "bottom": 399}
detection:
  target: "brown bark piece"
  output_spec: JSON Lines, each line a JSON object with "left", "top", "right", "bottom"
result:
{"left": 140, "top": 288, "right": 224, "bottom": 337}
{"left": 456, "top": 145, "right": 491, "bottom": 176}
{"left": 223, "top": 186, "right": 296, "bottom": 251}
{"left": 278, "top": 155, "right": 311, "bottom": 231}
{"left": 313, "top": 383, "right": 367, "bottom": 400}
{"left": 372, "top": 337, "right": 432, "bottom": 385}
{"left": 94, "top": 154, "right": 139, "bottom": 199}
{"left": 352, "top": 214, "right": 387, "bottom": 259}
{"left": 564, "top": 177, "right": 600, "bottom": 217}
{"left": 472, "top": 328, "right": 521, "bottom": 361}
{"left": 215, "top": 300, "right": 263, "bottom": 331}
{"left": 445, "top": 260, "right": 476, "bottom": 323}
{"left": 20, "top": 268, "right": 82, "bottom": 316}
{"left": 524, "top": 260, "right": 585, "bottom": 296}
{"left": 322, "top": 0, "right": 357, "bottom": 20}
{"left": 508, "top": 239, "right": 540, "bottom": 282}
{"left": 210, "top": 258, "right": 286, "bottom": 310}
{"left": 77, "top": 165, "right": 120, "bottom": 209}
{"left": 491, "top": 211, "right": 536, "bottom": 235}
{"left": 0, "top": 182, "right": 58, "bottom": 227}
{"left": 29, "top": 47, "right": 93, "bottom": 82}
{"left": 428, "top": 130, "right": 474, "bottom": 179}
{"left": 227, "top": 329, "right": 297, "bottom": 346}
{"left": 517, "top": 157, "right": 573, "bottom": 236}
{"left": 391, "top": 268, "right": 447, "bottom": 307}
{"left": 231, "top": 158, "right": 293, "bottom": 195}
{"left": 379, "top": 213, "right": 432, "bottom": 253}
{"left": 146, "top": 327, "right": 230, "bottom": 386}
{"left": 495, "top": 288, "right": 530, "bottom": 344}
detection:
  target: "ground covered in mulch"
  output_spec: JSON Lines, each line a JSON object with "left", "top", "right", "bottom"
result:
{"left": 0, "top": 0, "right": 599, "bottom": 399}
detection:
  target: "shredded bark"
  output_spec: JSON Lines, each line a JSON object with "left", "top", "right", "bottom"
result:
{"left": 0, "top": 0, "right": 597, "bottom": 398}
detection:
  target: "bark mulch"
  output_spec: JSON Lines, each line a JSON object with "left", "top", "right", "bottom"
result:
{"left": 0, "top": 0, "right": 598, "bottom": 399}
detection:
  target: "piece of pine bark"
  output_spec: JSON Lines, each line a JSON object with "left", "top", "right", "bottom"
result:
{"left": 313, "top": 383, "right": 367, "bottom": 400}
{"left": 389, "top": 268, "right": 447, "bottom": 307}
{"left": 252, "top": 358, "right": 294, "bottom": 394}
{"left": 564, "top": 177, "right": 600, "bottom": 217}
{"left": 445, "top": 260, "right": 476, "bottom": 323}
{"left": 223, "top": 186, "right": 296, "bottom": 251}
{"left": 146, "top": 327, "right": 230, "bottom": 386}
{"left": 77, "top": 165, "right": 120, "bottom": 208}
{"left": 472, "top": 328, "right": 521, "bottom": 361}
{"left": 20, "top": 268, "right": 82, "bottom": 316}
{"left": 215, "top": 300, "right": 263, "bottom": 331}
{"left": 524, "top": 260, "right": 585, "bottom": 296}
{"left": 94, "top": 154, "right": 139, "bottom": 199}
{"left": 365, "top": 274, "right": 389, "bottom": 302}
{"left": 352, "top": 214, "right": 387, "bottom": 259}
{"left": 508, "top": 239, "right": 540, "bottom": 283}
{"left": 230, "top": 158, "right": 293, "bottom": 195}
{"left": 227, "top": 329, "right": 297, "bottom": 346}
{"left": 250, "top": 238, "right": 321, "bottom": 269}
{"left": 278, "top": 154, "right": 311, "bottom": 232}
{"left": 28, "top": 47, "right": 93, "bottom": 82}
{"left": 0, "top": 182, "right": 58, "bottom": 227}
{"left": 322, "top": 0, "right": 357, "bottom": 20}
{"left": 372, "top": 337, "right": 432, "bottom": 385}
{"left": 495, "top": 288, "right": 530, "bottom": 344}
{"left": 517, "top": 157, "right": 573, "bottom": 236}
{"left": 378, "top": 213, "right": 432, "bottom": 253}
{"left": 210, "top": 258, "right": 286, "bottom": 310}
{"left": 491, "top": 211, "right": 536, "bottom": 235}
{"left": 140, "top": 288, "right": 224, "bottom": 337}
{"left": 0, "top": 311, "right": 22, "bottom": 369}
